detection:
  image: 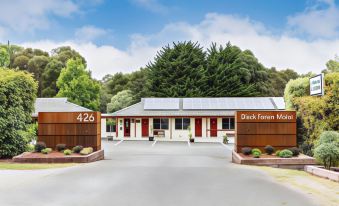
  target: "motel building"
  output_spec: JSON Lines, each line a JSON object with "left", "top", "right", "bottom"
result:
{"left": 101, "top": 97, "right": 285, "bottom": 142}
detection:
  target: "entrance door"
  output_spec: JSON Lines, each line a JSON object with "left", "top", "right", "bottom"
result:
{"left": 142, "top": 119, "right": 149, "bottom": 137}
{"left": 195, "top": 118, "right": 202, "bottom": 137}
{"left": 210, "top": 118, "right": 217, "bottom": 137}
{"left": 124, "top": 119, "right": 130, "bottom": 137}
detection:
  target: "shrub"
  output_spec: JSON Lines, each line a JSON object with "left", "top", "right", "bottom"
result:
{"left": 275, "top": 150, "right": 281, "bottom": 156}
{"left": 80, "top": 147, "right": 93, "bottom": 155}
{"left": 0, "top": 68, "right": 37, "bottom": 158}
{"left": 288, "top": 147, "right": 300, "bottom": 156}
{"left": 252, "top": 151, "right": 261, "bottom": 158}
{"left": 264, "top": 145, "right": 275, "bottom": 155}
{"left": 251, "top": 148, "right": 261, "bottom": 155}
{"left": 314, "top": 131, "right": 339, "bottom": 170}
{"left": 41, "top": 148, "right": 52, "bottom": 154}
{"left": 56, "top": 144, "right": 66, "bottom": 152}
{"left": 72, "top": 145, "right": 83, "bottom": 153}
{"left": 278, "top": 149, "right": 293, "bottom": 158}
{"left": 241, "top": 147, "right": 252, "bottom": 155}
{"left": 64, "top": 149, "right": 72, "bottom": 155}
{"left": 25, "top": 144, "right": 35, "bottom": 152}
{"left": 35, "top": 142, "right": 46, "bottom": 152}
{"left": 316, "top": 131, "right": 339, "bottom": 147}
{"left": 223, "top": 134, "right": 229, "bottom": 144}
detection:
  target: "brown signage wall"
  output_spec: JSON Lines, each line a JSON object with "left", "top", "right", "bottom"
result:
{"left": 235, "top": 111, "right": 296, "bottom": 152}
{"left": 38, "top": 112, "right": 101, "bottom": 151}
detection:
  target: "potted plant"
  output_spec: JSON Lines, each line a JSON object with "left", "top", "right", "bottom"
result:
{"left": 223, "top": 133, "right": 229, "bottom": 144}
{"left": 188, "top": 126, "right": 194, "bottom": 143}
{"left": 149, "top": 125, "right": 154, "bottom": 141}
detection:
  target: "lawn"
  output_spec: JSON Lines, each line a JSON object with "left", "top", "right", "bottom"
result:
{"left": 0, "top": 162, "right": 77, "bottom": 170}
{"left": 256, "top": 166, "right": 339, "bottom": 206}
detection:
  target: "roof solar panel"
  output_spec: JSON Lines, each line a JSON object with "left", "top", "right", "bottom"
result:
{"left": 144, "top": 98, "right": 180, "bottom": 110}
{"left": 183, "top": 98, "right": 275, "bottom": 110}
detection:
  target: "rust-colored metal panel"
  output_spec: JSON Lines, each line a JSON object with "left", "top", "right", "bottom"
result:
{"left": 235, "top": 111, "right": 296, "bottom": 152}
{"left": 237, "top": 135, "right": 296, "bottom": 146}
{"left": 38, "top": 112, "right": 100, "bottom": 124}
{"left": 38, "top": 112, "right": 101, "bottom": 151}
{"left": 237, "top": 123, "right": 296, "bottom": 135}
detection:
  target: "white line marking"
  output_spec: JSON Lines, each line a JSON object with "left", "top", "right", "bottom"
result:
{"left": 114, "top": 140, "right": 123, "bottom": 146}
{"left": 187, "top": 140, "right": 191, "bottom": 147}
{"left": 220, "top": 142, "right": 232, "bottom": 151}
{"left": 152, "top": 140, "right": 157, "bottom": 147}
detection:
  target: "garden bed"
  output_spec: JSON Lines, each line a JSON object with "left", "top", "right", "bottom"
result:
{"left": 232, "top": 150, "right": 316, "bottom": 169}
{"left": 12, "top": 150, "right": 104, "bottom": 163}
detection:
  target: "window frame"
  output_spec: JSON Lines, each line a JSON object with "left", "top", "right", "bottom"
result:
{"left": 153, "top": 118, "right": 169, "bottom": 130}
{"left": 175, "top": 118, "right": 191, "bottom": 130}
{"left": 222, "top": 117, "right": 235, "bottom": 130}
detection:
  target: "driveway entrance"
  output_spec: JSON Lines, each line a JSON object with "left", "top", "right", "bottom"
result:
{"left": 0, "top": 141, "right": 316, "bottom": 206}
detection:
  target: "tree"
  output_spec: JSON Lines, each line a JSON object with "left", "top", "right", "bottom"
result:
{"left": 56, "top": 59, "right": 100, "bottom": 111}
{"left": 107, "top": 90, "right": 134, "bottom": 113}
{"left": 27, "top": 56, "right": 50, "bottom": 97}
{"left": 51, "top": 46, "right": 86, "bottom": 66}
{"left": 12, "top": 55, "right": 30, "bottom": 70}
{"left": 204, "top": 43, "right": 269, "bottom": 97}
{"left": 267, "top": 68, "right": 299, "bottom": 96}
{"left": 324, "top": 55, "right": 339, "bottom": 73}
{"left": 314, "top": 131, "right": 339, "bottom": 169}
{"left": 0, "top": 68, "right": 38, "bottom": 157}
{"left": 0, "top": 47, "right": 10, "bottom": 67}
{"left": 146, "top": 41, "right": 206, "bottom": 97}
{"left": 41, "top": 59, "right": 63, "bottom": 97}
{"left": 284, "top": 77, "right": 309, "bottom": 109}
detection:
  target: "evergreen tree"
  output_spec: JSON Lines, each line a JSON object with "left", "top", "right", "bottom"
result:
{"left": 204, "top": 43, "right": 269, "bottom": 97}
{"left": 146, "top": 41, "right": 206, "bottom": 97}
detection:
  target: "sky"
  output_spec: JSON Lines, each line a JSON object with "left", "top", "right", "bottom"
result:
{"left": 0, "top": 0, "right": 338, "bottom": 79}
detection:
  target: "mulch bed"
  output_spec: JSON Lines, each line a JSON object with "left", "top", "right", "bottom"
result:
{"left": 238, "top": 153, "right": 311, "bottom": 159}
{"left": 22, "top": 151, "right": 83, "bottom": 158}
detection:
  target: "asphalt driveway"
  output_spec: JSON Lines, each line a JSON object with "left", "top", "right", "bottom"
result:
{"left": 0, "top": 140, "right": 316, "bottom": 206}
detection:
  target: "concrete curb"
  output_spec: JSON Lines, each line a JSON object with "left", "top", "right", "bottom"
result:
{"left": 305, "top": 165, "right": 339, "bottom": 182}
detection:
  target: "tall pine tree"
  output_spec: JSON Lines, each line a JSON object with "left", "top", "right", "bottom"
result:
{"left": 204, "top": 42, "right": 269, "bottom": 97}
{"left": 146, "top": 41, "right": 206, "bottom": 97}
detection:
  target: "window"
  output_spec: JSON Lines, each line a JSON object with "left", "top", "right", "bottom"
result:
{"left": 175, "top": 118, "right": 191, "bottom": 130}
{"left": 222, "top": 118, "right": 235, "bottom": 130}
{"left": 153, "top": 118, "right": 169, "bottom": 130}
{"left": 106, "top": 119, "right": 116, "bottom": 132}
{"left": 153, "top": 118, "right": 161, "bottom": 129}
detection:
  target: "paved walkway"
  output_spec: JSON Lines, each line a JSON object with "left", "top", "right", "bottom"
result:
{"left": 0, "top": 141, "right": 316, "bottom": 206}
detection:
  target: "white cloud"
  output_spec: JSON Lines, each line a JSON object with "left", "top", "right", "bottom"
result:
{"left": 287, "top": 0, "right": 339, "bottom": 38}
{"left": 132, "top": 0, "right": 168, "bottom": 14}
{"left": 0, "top": 0, "right": 78, "bottom": 32}
{"left": 21, "top": 12, "right": 339, "bottom": 80}
{"left": 74, "top": 26, "right": 109, "bottom": 42}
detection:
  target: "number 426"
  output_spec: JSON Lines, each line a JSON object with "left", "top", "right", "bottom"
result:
{"left": 77, "top": 113, "right": 95, "bottom": 122}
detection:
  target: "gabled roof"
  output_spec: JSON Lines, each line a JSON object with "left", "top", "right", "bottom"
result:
{"left": 107, "top": 97, "right": 285, "bottom": 117}
{"left": 32, "top": 98, "right": 92, "bottom": 117}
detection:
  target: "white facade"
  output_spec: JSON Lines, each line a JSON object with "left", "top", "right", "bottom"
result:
{"left": 101, "top": 117, "right": 235, "bottom": 142}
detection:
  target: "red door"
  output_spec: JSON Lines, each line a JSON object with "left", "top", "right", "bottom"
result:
{"left": 124, "top": 119, "right": 130, "bottom": 137}
{"left": 195, "top": 118, "right": 202, "bottom": 137}
{"left": 210, "top": 118, "right": 217, "bottom": 137}
{"left": 142, "top": 119, "right": 149, "bottom": 137}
